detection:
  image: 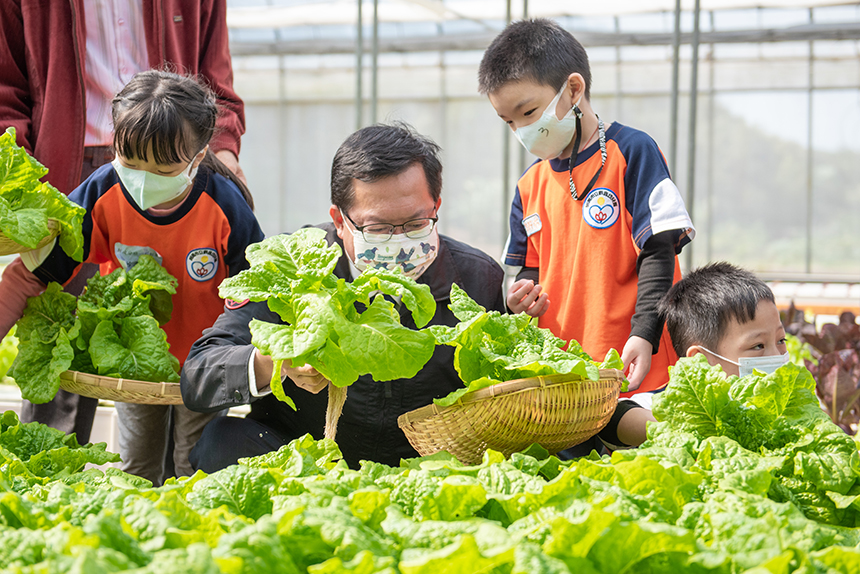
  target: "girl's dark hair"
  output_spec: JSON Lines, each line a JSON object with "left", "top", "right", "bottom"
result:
{"left": 330, "top": 122, "right": 442, "bottom": 212}
{"left": 658, "top": 262, "right": 776, "bottom": 358}
{"left": 112, "top": 69, "right": 254, "bottom": 210}
{"left": 478, "top": 18, "right": 591, "bottom": 99}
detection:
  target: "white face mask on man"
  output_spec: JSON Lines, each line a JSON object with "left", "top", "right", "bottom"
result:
{"left": 514, "top": 83, "right": 582, "bottom": 160}
{"left": 112, "top": 151, "right": 203, "bottom": 211}
{"left": 696, "top": 346, "right": 790, "bottom": 377}
{"left": 341, "top": 208, "right": 439, "bottom": 279}
{"left": 349, "top": 227, "right": 439, "bottom": 280}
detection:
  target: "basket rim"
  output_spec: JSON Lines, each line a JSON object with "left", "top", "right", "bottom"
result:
{"left": 59, "top": 369, "right": 181, "bottom": 398}
{"left": 398, "top": 368, "right": 624, "bottom": 426}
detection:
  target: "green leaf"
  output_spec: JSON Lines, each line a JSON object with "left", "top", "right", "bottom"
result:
{"left": 810, "top": 546, "right": 860, "bottom": 574}
{"left": 219, "top": 263, "right": 296, "bottom": 317}
{"left": 220, "top": 228, "right": 437, "bottom": 406}
{"left": 128, "top": 254, "right": 178, "bottom": 324}
{"left": 244, "top": 228, "right": 340, "bottom": 282}
{"left": 9, "top": 283, "right": 78, "bottom": 403}
{"left": 651, "top": 355, "right": 732, "bottom": 438}
{"left": 433, "top": 376, "right": 498, "bottom": 407}
{"left": 239, "top": 433, "right": 342, "bottom": 475}
{"left": 308, "top": 550, "right": 398, "bottom": 574}
{"left": 88, "top": 316, "right": 180, "bottom": 382}
{"left": 791, "top": 420, "right": 859, "bottom": 495}
{"left": 447, "top": 281, "right": 488, "bottom": 322}
{"left": 128, "top": 544, "right": 222, "bottom": 574}
{"left": 187, "top": 465, "right": 278, "bottom": 521}
{"left": 398, "top": 534, "right": 515, "bottom": 574}
{"left": 326, "top": 296, "right": 436, "bottom": 386}
{"left": 350, "top": 267, "right": 436, "bottom": 328}
{"left": 429, "top": 284, "right": 604, "bottom": 405}
{"left": 14, "top": 282, "right": 77, "bottom": 345}
{"left": 0, "top": 127, "right": 86, "bottom": 260}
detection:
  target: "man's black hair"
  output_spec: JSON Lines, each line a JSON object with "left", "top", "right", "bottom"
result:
{"left": 478, "top": 18, "right": 591, "bottom": 98}
{"left": 658, "top": 262, "right": 776, "bottom": 358}
{"left": 330, "top": 122, "right": 442, "bottom": 212}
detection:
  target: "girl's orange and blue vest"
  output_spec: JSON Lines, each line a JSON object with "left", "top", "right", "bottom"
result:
{"left": 32, "top": 163, "right": 264, "bottom": 365}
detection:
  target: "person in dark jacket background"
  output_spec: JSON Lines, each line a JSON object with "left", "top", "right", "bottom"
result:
{"left": 0, "top": 0, "right": 246, "bottom": 445}
{"left": 181, "top": 123, "right": 506, "bottom": 470}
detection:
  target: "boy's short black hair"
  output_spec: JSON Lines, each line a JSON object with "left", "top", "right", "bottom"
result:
{"left": 658, "top": 262, "right": 776, "bottom": 359}
{"left": 478, "top": 18, "right": 591, "bottom": 98}
{"left": 330, "top": 122, "right": 442, "bottom": 212}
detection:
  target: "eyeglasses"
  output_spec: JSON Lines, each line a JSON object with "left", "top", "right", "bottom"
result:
{"left": 340, "top": 208, "right": 438, "bottom": 244}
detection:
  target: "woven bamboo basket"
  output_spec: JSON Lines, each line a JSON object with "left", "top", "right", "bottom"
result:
{"left": 397, "top": 369, "right": 624, "bottom": 465}
{"left": 58, "top": 370, "right": 183, "bottom": 405}
{"left": 0, "top": 218, "right": 59, "bottom": 256}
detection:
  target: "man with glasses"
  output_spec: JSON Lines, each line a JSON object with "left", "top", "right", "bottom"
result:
{"left": 181, "top": 123, "right": 506, "bottom": 470}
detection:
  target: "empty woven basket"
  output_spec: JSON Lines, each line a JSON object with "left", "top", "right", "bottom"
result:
{"left": 59, "top": 370, "right": 183, "bottom": 405}
{"left": 0, "top": 219, "right": 59, "bottom": 256}
{"left": 397, "top": 369, "right": 624, "bottom": 465}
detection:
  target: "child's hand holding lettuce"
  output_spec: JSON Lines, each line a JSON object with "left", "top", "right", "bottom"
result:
{"left": 10, "top": 256, "right": 180, "bottom": 403}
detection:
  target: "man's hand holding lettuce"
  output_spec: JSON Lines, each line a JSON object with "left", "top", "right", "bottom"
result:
{"left": 219, "top": 227, "right": 437, "bottom": 440}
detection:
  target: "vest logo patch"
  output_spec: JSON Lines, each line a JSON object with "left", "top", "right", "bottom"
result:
{"left": 186, "top": 248, "right": 219, "bottom": 282}
{"left": 522, "top": 213, "right": 542, "bottom": 237}
{"left": 582, "top": 188, "right": 620, "bottom": 229}
{"left": 114, "top": 243, "right": 163, "bottom": 270}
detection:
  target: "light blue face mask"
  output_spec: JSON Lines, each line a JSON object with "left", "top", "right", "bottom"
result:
{"left": 112, "top": 152, "right": 202, "bottom": 210}
{"left": 697, "top": 346, "right": 789, "bottom": 377}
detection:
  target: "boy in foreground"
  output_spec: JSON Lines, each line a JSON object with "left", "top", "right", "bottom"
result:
{"left": 658, "top": 262, "right": 788, "bottom": 377}
{"left": 567, "top": 263, "right": 789, "bottom": 459}
{"left": 478, "top": 19, "right": 695, "bottom": 396}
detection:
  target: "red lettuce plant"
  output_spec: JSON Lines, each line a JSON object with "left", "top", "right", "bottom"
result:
{"left": 785, "top": 306, "right": 860, "bottom": 435}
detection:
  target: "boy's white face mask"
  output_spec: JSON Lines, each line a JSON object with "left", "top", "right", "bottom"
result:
{"left": 514, "top": 83, "right": 581, "bottom": 160}
{"left": 697, "top": 346, "right": 790, "bottom": 377}
{"left": 112, "top": 152, "right": 202, "bottom": 210}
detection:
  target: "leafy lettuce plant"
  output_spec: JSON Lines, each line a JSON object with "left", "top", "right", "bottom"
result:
{"left": 0, "top": 410, "right": 119, "bottom": 483}
{"left": 0, "top": 127, "right": 85, "bottom": 261}
{"left": 10, "top": 255, "right": 180, "bottom": 403}
{"left": 5, "top": 410, "right": 860, "bottom": 572}
{"left": 649, "top": 355, "right": 860, "bottom": 525}
{"left": 428, "top": 284, "right": 625, "bottom": 406}
{"left": 219, "top": 227, "right": 437, "bottom": 439}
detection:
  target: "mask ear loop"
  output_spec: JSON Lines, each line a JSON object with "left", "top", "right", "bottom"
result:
{"left": 695, "top": 346, "right": 740, "bottom": 366}
{"left": 568, "top": 103, "right": 607, "bottom": 201}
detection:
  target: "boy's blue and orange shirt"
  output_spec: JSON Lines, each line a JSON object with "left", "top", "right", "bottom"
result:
{"left": 505, "top": 122, "right": 695, "bottom": 393}
{"left": 29, "top": 163, "right": 264, "bottom": 366}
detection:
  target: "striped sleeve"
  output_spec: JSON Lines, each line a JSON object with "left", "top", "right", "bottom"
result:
{"left": 618, "top": 128, "right": 695, "bottom": 252}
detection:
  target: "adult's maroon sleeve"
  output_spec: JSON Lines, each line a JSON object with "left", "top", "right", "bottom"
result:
{"left": 0, "top": 1, "right": 35, "bottom": 152}
{"left": 198, "top": 0, "right": 245, "bottom": 157}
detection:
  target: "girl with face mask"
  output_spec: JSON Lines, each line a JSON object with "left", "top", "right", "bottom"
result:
{"left": 0, "top": 70, "right": 265, "bottom": 486}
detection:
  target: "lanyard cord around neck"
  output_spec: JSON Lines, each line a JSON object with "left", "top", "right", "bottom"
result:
{"left": 569, "top": 112, "right": 607, "bottom": 201}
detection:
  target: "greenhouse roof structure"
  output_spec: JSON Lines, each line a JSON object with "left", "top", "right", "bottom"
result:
{"left": 222, "top": 0, "right": 860, "bottom": 289}
{"left": 226, "top": 0, "right": 860, "bottom": 56}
